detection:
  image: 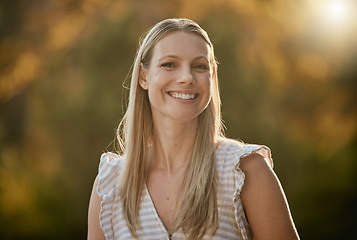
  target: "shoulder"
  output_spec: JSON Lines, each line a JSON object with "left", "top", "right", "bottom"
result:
{"left": 100, "top": 151, "right": 123, "bottom": 165}
{"left": 98, "top": 151, "right": 124, "bottom": 174}
{"left": 240, "top": 150, "right": 273, "bottom": 175}
{"left": 216, "top": 137, "right": 273, "bottom": 168}
{"left": 97, "top": 152, "right": 124, "bottom": 198}
{"left": 239, "top": 147, "right": 276, "bottom": 198}
{"left": 239, "top": 150, "right": 276, "bottom": 198}
{"left": 239, "top": 151, "right": 300, "bottom": 239}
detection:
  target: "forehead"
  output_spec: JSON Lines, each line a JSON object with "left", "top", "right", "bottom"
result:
{"left": 152, "top": 31, "right": 211, "bottom": 59}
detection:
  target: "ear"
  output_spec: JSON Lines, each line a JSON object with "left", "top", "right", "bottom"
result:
{"left": 139, "top": 63, "right": 148, "bottom": 90}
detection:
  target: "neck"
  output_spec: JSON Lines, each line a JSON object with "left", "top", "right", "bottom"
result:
{"left": 148, "top": 119, "right": 198, "bottom": 174}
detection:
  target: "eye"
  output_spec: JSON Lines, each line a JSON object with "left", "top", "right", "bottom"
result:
{"left": 194, "top": 64, "right": 208, "bottom": 70}
{"left": 161, "top": 62, "right": 175, "bottom": 68}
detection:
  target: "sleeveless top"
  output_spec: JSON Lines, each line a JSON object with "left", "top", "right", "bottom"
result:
{"left": 97, "top": 138, "right": 273, "bottom": 240}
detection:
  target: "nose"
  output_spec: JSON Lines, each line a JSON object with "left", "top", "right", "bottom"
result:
{"left": 177, "top": 66, "right": 194, "bottom": 85}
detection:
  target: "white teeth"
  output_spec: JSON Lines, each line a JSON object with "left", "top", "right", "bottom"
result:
{"left": 170, "top": 92, "right": 196, "bottom": 100}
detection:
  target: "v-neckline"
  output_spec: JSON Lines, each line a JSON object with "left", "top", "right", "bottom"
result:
{"left": 143, "top": 140, "right": 225, "bottom": 238}
{"left": 144, "top": 184, "right": 181, "bottom": 237}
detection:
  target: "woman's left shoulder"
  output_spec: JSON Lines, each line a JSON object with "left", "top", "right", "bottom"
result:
{"left": 216, "top": 137, "right": 273, "bottom": 168}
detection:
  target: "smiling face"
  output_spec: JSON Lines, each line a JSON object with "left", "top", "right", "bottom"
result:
{"left": 139, "top": 31, "right": 213, "bottom": 124}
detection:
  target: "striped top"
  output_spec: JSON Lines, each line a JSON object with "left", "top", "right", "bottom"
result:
{"left": 97, "top": 138, "right": 273, "bottom": 240}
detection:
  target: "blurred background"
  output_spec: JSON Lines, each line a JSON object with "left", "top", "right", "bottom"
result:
{"left": 0, "top": 0, "right": 356, "bottom": 239}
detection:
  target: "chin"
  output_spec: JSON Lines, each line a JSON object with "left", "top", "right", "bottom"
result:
{"left": 170, "top": 112, "right": 202, "bottom": 122}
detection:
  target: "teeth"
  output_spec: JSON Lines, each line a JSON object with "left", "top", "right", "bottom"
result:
{"left": 170, "top": 92, "right": 196, "bottom": 100}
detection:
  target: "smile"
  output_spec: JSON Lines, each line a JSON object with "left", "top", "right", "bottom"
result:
{"left": 169, "top": 92, "right": 197, "bottom": 100}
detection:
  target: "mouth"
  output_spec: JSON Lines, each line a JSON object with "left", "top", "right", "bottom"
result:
{"left": 168, "top": 91, "right": 198, "bottom": 100}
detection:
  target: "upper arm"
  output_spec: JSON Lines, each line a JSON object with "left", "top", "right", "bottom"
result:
{"left": 240, "top": 152, "right": 299, "bottom": 240}
{"left": 88, "top": 175, "right": 105, "bottom": 240}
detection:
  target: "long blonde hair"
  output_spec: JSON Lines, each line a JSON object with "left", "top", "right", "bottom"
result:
{"left": 117, "top": 18, "right": 224, "bottom": 239}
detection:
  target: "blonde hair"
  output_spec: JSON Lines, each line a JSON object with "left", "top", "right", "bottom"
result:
{"left": 117, "top": 18, "right": 223, "bottom": 239}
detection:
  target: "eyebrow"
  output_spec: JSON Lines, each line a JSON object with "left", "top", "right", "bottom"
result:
{"left": 158, "top": 55, "right": 209, "bottom": 61}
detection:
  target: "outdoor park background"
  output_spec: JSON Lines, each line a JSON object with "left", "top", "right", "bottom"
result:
{"left": 0, "top": 0, "right": 356, "bottom": 239}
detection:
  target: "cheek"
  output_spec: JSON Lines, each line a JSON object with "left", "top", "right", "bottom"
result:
{"left": 146, "top": 74, "right": 166, "bottom": 103}
{"left": 201, "top": 74, "right": 213, "bottom": 93}
{"left": 146, "top": 71, "right": 173, "bottom": 96}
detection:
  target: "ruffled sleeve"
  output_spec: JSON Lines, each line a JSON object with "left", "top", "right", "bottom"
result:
{"left": 97, "top": 152, "right": 123, "bottom": 240}
{"left": 232, "top": 144, "right": 273, "bottom": 240}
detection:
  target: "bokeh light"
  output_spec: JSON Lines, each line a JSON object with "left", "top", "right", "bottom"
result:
{"left": 314, "top": 0, "right": 355, "bottom": 33}
{"left": 324, "top": 0, "right": 351, "bottom": 23}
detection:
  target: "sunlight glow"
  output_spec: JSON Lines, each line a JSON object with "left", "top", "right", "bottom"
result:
{"left": 321, "top": 0, "right": 351, "bottom": 26}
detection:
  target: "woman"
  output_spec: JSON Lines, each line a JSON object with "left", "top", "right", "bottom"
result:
{"left": 88, "top": 18, "right": 299, "bottom": 240}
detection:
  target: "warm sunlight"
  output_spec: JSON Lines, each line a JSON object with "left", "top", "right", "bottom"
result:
{"left": 307, "top": 0, "right": 356, "bottom": 46}
{"left": 320, "top": 0, "right": 352, "bottom": 26}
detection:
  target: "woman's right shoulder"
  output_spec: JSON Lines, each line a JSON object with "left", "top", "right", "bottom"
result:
{"left": 100, "top": 152, "right": 123, "bottom": 166}
{"left": 97, "top": 152, "right": 125, "bottom": 198}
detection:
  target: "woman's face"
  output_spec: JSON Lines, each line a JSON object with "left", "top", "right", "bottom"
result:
{"left": 139, "top": 31, "right": 213, "bottom": 124}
